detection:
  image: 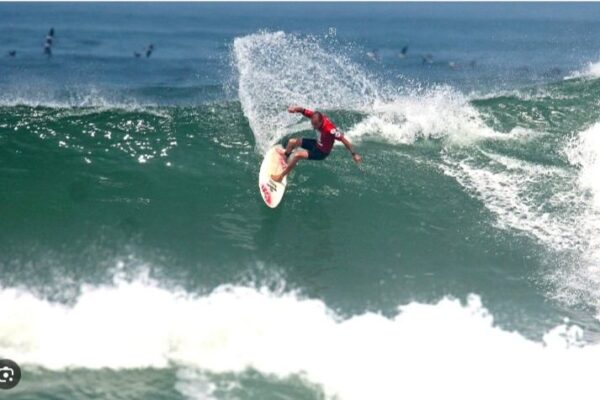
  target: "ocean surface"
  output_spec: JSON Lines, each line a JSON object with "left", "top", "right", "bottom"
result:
{"left": 2, "top": 2, "right": 600, "bottom": 399}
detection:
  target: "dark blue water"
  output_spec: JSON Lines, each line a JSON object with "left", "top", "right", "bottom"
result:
{"left": 3, "top": 2, "right": 600, "bottom": 102}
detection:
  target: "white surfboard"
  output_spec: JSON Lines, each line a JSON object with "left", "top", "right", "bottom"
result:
{"left": 259, "top": 145, "right": 288, "bottom": 208}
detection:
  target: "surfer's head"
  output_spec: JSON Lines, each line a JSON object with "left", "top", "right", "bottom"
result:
{"left": 311, "top": 111, "right": 324, "bottom": 129}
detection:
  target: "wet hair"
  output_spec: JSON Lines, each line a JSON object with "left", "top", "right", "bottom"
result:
{"left": 313, "top": 111, "right": 323, "bottom": 120}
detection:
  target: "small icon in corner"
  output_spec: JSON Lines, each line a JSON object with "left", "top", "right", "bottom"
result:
{"left": 0, "top": 359, "right": 21, "bottom": 390}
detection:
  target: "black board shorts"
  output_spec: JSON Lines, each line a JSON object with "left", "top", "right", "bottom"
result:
{"left": 301, "top": 138, "right": 330, "bottom": 160}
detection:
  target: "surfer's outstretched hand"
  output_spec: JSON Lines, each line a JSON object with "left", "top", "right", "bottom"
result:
{"left": 352, "top": 153, "right": 362, "bottom": 164}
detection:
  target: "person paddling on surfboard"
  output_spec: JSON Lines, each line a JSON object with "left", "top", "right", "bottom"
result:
{"left": 271, "top": 106, "right": 362, "bottom": 182}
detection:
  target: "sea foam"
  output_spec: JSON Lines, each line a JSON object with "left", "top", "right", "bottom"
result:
{"left": 565, "top": 61, "right": 600, "bottom": 80}
{"left": 0, "top": 276, "right": 598, "bottom": 400}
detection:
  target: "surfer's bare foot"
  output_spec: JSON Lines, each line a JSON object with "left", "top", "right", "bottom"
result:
{"left": 271, "top": 173, "right": 283, "bottom": 182}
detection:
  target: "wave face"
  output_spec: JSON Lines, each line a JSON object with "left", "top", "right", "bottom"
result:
{"left": 4, "top": 3, "right": 600, "bottom": 399}
{"left": 231, "top": 31, "right": 600, "bottom": 310}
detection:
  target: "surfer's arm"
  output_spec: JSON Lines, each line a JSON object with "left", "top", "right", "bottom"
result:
{"left": 288, "top": 106, "right": 313, "bottom": 117}
{"left": 339, "top": 136, "right": 362, "bottom": 164}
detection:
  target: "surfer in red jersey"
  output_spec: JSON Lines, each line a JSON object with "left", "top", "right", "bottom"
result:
{"left": 271, "top": 105, "right": 362, "bottom": 182}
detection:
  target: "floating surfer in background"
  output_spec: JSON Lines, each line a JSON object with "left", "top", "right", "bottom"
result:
{"left": 398, "top": 45, "right": 409, "bottom": 59}
{"left": 46, "top": 28, "right": 55, "bottom": 45}
{"left": 145, "top": 44, "right": 154, "bottom": 58}
{"left": 271, "top": 106, "right": 362, "bottom": 182}
{"left": 43, "top": 27, "right": 54, "bottom": 57}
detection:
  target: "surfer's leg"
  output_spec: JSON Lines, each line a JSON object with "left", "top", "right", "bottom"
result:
{"left": 272, "top": 150, "right": 308, "bottom": 182}
{"left": 279, "top": 138, "right": 302, "bottom": 157}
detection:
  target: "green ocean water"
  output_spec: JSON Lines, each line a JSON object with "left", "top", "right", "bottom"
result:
{"left": 2, "top": 3, "right": 600, "bottom": 400}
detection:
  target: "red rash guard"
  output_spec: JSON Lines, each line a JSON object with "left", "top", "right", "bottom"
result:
{"left": 302, "top": 108, "right": 343, "bottom": 153}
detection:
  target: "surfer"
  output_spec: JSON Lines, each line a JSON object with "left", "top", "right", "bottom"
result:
{"left": 43, "top": 28, "right": 54, "bottom": 57}
{"left": 271, "top": 106, "right": 361, "bottom": 182}
{"left": 146, "top": 44, "right": 154, "bottom": 58}
{"left": 398, "top": 45, "right": 409, "bottom": 59}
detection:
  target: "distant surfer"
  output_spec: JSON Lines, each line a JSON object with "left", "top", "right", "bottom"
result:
{"left": 271, "top": 106, "right": 362, "bottom": 182}
{"left": 398, "top": 45, "right": 409, "bottom": 59}
{"left": 46, "top": 28, "right": 55, "bottom": 45}
{"left": 146, "top": 44, "right": 154, "bottom": 58}
{"left": 43, "top": 27, "right": 54, "bottom": 57}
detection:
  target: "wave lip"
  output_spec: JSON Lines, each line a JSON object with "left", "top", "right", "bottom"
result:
{"left": 0, "top": 276, "right": 599, "bottom": 400}
{"left": 562, "top": 123, "right": 600, "bottom": 303}
{"left": 566, "top": 122, "right": 600, "bottom": 209}
{"left": 345, "top": 86, "right": 505, "bottom": 145}
{"left": 565, "top": 61, "right": 600, "bottom": 80}
{"left": 0, "top": 84, "right": 153, "bottom": 110}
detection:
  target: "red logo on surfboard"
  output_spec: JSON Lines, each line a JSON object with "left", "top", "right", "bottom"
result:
{"left": 260, "top": 184, "right": 272, "bottom": 205}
